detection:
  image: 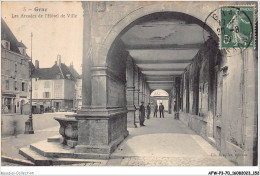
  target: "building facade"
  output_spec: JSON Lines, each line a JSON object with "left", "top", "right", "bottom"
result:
{"left": 74, "top": 75, "right": 82, "bottom": 111}
{"left": 31, "top": 56, "right": 79, "bottom": 113}
{"left": 1, "top": 19, "right": 30, "bottom": 114}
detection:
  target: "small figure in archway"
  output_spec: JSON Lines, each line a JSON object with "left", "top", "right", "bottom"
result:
{"left": 153, "top": 104, "right": 158, "bottom": 118}
{"left": 174, "top": 101, "right": 178, "bottom": 119}
{"left": 146, "top": 103, "right": 151, "bottom": 119}
{"left": 159, "top": 103, "right": 164, "bottom": 118}
{"left": 139, "top": 101, "right": 145, "bottom": 126}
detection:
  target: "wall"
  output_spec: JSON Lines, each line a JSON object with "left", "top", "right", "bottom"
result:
{"left": 64, "top": 79, "right": 75, "bottom": 100}
{"left": 1, "top": 49, "right": 30, "bottom": 114}
{"left": 32, "top": 79, "right": 55, "bottom": 99}
{"left": 74, "top": 78, "right": 82, "bottom": 109}
{"left": 106, "top": 40, "right": 128, "bottom": 108}
{"left": 178, "top": 39, "right": 258, "bottom": 165}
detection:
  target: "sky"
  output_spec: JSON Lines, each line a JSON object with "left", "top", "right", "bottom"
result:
{"left": 1, "top": 1, "right": 83, "bottom": 74}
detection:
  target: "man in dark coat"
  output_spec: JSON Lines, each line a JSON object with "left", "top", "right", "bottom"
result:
{"left": 159, "top": 103, "right": 164, "bottom": 118}
{"left": 139, "top": 101, "right": 145, "bottom": 126}
{"left": 153, "top": 104, "right": 158, "bottom": 118}
{"left": 146, "top": 103, "right": 151, "bottom": 119}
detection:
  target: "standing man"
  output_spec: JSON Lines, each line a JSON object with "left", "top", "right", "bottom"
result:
{"left": 153, "top": 103, "right": 158, "bottom": 118}
{"left": 146, "top": 103, "right": 151, "bottom": 119}
{"left": 174, "top": 100, "right": 177, "bottom": 119}
{"left": 139, "top": 101, "right": 145, "bottom": 126}
{"left": 159, "top": 103, "right": 164, "bottom": 118}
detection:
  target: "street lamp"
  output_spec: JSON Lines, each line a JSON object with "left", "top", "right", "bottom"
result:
{"left": 24, "top": 32, "right": 34, "bottom": 134}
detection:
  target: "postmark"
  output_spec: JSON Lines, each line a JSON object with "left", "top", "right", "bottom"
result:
{"left": 203, "top": 5, "right": 255, "bottom": 57}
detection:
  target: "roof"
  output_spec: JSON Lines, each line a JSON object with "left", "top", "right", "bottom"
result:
{"left": 69, "top": 65, "right": 80, "bottom": 78}
{"left": 17, "top": 41, "right": 27, "bottom": 48}
{"left": 32, "top": 63, "right": 79, "bottom": 81}
{"left": 1, "top": 18, "right": 27, "bottom": 54}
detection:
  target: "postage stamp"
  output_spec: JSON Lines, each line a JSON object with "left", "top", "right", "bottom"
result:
{"left": 220, "top": 6, "right": 255, "bottom": 48}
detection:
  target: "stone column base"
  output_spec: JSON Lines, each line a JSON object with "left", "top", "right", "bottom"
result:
{"left": 75, "top": 108, "right": 129, "bottom": 156}
{"left": 75, "top": 130, "right": 128, "bottom": 154}
{"left": 135, "top": 110, "right": 140, "bottom": 124}
{"left": 127, "top": 109, "right": 137, "bottom": 128}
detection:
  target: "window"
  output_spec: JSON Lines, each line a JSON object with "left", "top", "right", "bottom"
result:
{"left": 22, "top": 82, "right": 25, "bottom": 91}
{"left": 55, "top": 92, "right": 62, "bottom": 99}
{"left": 14, "top": 81, "right": 17, "bottom": 90}
{"left": 5, "top": 80, "right": 9, "bottom": 90}
{"left": 2, "top": 41, "right": 10, "bottom": 50}
{"left": 44, "top": 81, "right": 50, "bottom": 88}
{"left": 43, "top": 92, "right": 50, "bottom": 98}
{"left": 6, "top": 42, "right": 9, "bottom": 49}
{"left": 15, "top": 64, "right": 17, "bottom": 73}
{"left": 34, "top": 84, "right": 38, "bottom": 90}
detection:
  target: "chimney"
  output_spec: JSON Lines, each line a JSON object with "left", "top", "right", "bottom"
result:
{"left": 35, "top": 60, "right": 39, "bottom": 69}
{"left": 57, "top": 55, "right": 61, "bottom": 66}
{"left": 70, "top": 62, "right": 73, "bottom": 70}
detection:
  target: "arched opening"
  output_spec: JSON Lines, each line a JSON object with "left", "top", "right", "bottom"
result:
{"left": 105, "top": 11, "right": 220, "bottom": 126}
{"left": 102, "top": 10, "right": 223, "bottom": 152}
{"left": 150, "top": 89, "right": 169, "bottom": 112}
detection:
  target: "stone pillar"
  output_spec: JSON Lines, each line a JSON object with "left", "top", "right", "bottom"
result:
{"left": 139, "top": 73, "right": 143, "bottom": 103}
{"left": 175, "top": 77, "right": 181, "bottom": 119}
{"left": 143, "top": 81, "right": 146, "bottom": 105}
{"left": 126, "top": 56, "right": 137, "bottom": 128}
{"left": 143, "top": 78, "right": 145, "bottom": 103}
{"left": 76, "top": 66, "right": 129, "bottom": 157}
{"left": 168, "top": 94, "right": 172, "bottom": 114}
{"left": 134, "top": 65, "right": 140, "bottom": 124}
{"left": 81, "top": 2, "right": 92, "bottom": 110}
{"left": 146, "top": 84, "right": 150, "bottom": 103}
{"left": 75, "top": 2, "right": 128, "bottom": 158}
{"left": 243, "top": 49, "right": 257, "bottom": 166}
{"left": 11, "top": 98, "right": 14, "bottom": 113}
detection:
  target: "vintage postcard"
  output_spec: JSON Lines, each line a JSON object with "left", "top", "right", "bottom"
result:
{"left": 1, "top": 1, "right": 258, "bottom": 175}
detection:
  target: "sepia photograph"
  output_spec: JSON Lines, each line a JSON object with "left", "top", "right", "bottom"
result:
{"left": 1, "top": 1, "right": 259, "bottom": 175}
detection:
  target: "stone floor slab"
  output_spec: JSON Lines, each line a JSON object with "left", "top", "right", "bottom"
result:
{"left": 109, "top": 114, "right": 235, "bottom": 166}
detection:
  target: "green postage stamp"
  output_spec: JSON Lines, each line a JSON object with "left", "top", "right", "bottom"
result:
{"left": 220, "top": 6, "right": 255, "bottom": 48}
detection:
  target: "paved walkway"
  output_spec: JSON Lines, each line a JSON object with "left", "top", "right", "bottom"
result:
{"left": 2, "top": 113, "right": 235, "bottom": 166}
{"left": 107, "top": 113, "right": 235, "bottom": 166}
{"left": 1, "top": 126, "right": 59, "bottom": 161}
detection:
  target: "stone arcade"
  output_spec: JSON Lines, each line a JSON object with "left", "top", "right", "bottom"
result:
{"left": 19, "top": 1, "right": 257, "bottom": 166}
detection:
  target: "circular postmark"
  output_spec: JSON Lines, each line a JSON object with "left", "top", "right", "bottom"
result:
{"left": 203, "top": 6, "right": 255, "bottom": 57}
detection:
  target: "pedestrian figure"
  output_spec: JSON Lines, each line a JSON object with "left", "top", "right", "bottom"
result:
{"left": 174, "top": 101, "right": 178, "bottom": 119}
{"left": 12, "top": 119, "right": 18, "bottom": 137}
{"left": 159, "top": 103, "right": 164, "bottom": 118}
{"left": 146, "top": 103, "right": 151, "bottom": 119}
{"left": 139, "top": 101, "right": 145, "bottom": 126}
{"left": 153, "top": 104, "right": 158, "bottom": 118}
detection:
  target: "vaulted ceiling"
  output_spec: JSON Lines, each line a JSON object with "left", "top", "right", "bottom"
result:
{"left": 121, "top": 17, "right": 210, "bottom": 91}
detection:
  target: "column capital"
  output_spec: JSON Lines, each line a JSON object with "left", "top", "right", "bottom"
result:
{"left": 82, "top": 2, "right": 92, "bottom": 16}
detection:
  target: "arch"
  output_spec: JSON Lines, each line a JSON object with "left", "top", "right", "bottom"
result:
{"left": 99, "top": 2, "right": 220, "bottom": 64}
{"left": 150, "top": 89, "right": 169, "bottom": 97}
